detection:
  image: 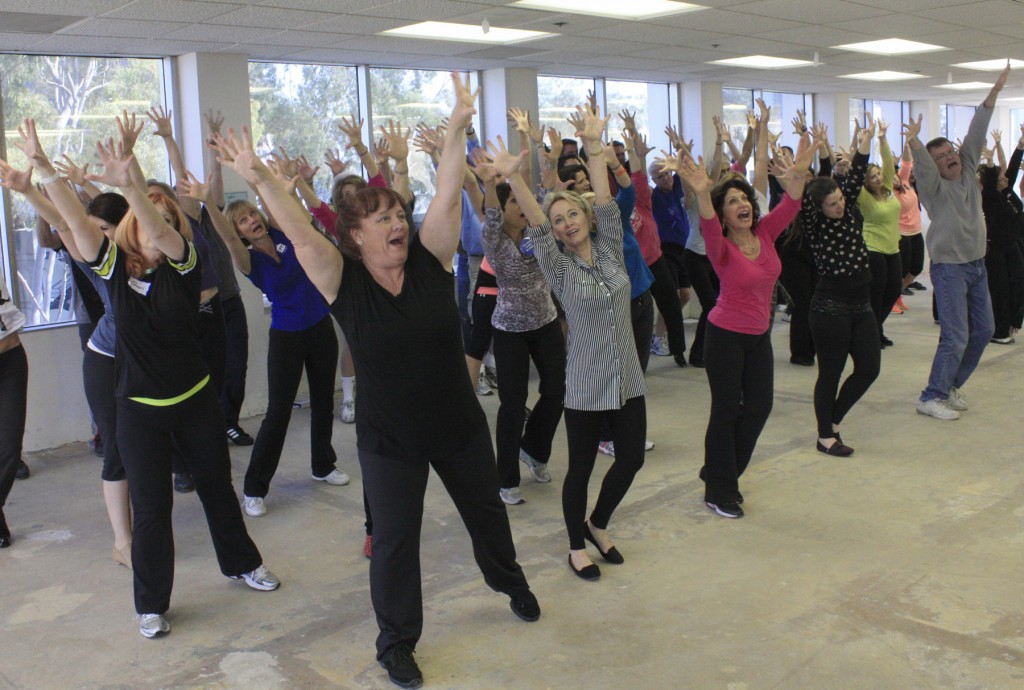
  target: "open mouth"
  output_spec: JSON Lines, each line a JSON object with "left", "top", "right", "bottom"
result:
{"left": 737, "top": 209, "right": 751, "bottom": 221}
{"left": 388, "top": 235, "right": 406, "bottom": 247}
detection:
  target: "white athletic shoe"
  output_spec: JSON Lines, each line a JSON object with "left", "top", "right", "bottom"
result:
{"left": 475, "top": 377, "right": 493, "bottom": 396}
{"left": 946, "top": 387, "right": 968, "bottom": 411}
{"left": 242, "top": 495, "right": 267, "bottom": 517}
{"left": 139, "top": 613, "right": 170, "bottom": 639}
{"left": 230, "top": 564, "right": 280, "bottom": 591}
{"left": 916, "top": 398, "right": 960, "bottom": 420}
{"left": 339, "top": 399, "right": 355, "bottom": 424}
{"left": 312, "top": 469, "right": 350, "bottom": 486}
{"left": 499, "top": 487, "right": 525, "bottom": 505}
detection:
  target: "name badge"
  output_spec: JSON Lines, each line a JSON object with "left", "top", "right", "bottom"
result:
{"left": 128, "top": 277, "right": 151, "bottom": 296}
{"left": 519, "top": 237, "right": 534, "bottom": 257}
{"left": 276, "top": 243, "right": 288, "bottom": 254}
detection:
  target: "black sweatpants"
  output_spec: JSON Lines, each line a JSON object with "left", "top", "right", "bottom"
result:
{"left": 0, "top": 345, "right": 28, "bottom": 514}
{"left": 683, "top": 250, "right": 719, "bottom": 366}
{"left": 117, "top": 383, "right": 262, "bottom": 614}
{"left": 647, "top": 256, "right": 687, "bottom": 357}
{"left": 492, "top": 320, "right": 565, "bottom": 489}
{"left": 244, "top": 315, "right": 339, "bottom": 498}
{"left": 83, "top": 348, "right": 124, "bottom": 481}
{"left": 219, "top": 294, "right": 249, "bottom": 429}
{"left": 359, "top": 427, "right": 530, "bottom": 658}
{"left": 563, "top": 396, "right": 646, "bottom": 550}
{"left": 808, "top": 296, "right": 881, "bottom": 439}
{"left": 868, "top": 251, "right": 903, "bottom": 339}
{"left": 702, "top": 322, "right": 773, "bottom": 505}
{"left": 986, "top": 242, "right": 1024, "bottom": 340}
{"left": 779, "top": 240, "right": 817, "bottom": 362}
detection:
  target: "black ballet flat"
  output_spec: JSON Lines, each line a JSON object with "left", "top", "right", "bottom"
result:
{"left": 816, "top": 439, "right": 854, "bottom": 457}
{"left": 583, "top": 523, "right": 624, "bottom": 564}
{"left": 0, "top": 511, "right": 10, "bottom": 548}
{"left": 568, "top": 554, "right": 601, "bottom": 581}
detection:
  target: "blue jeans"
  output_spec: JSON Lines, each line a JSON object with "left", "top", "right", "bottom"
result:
{"left": 921, "top": 260, "right": 994, "bottom": 402}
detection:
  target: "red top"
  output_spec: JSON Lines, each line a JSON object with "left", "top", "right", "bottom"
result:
{"left": 629, "top": 170, "right": 663, "bottom": 265}
{"left": 309, "top": 172, "right": 388, "bottom": 243}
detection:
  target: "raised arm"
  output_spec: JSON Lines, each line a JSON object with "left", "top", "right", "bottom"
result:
{"left": 992, "top": 130, "right": 1007, "bottom": 172}
{"left": 203, "top": 109, "right": 226, "bottom": 207}
{"left": 53, "top": 155, "right": 102, "bottom": 200}
{"left": 878, "top": 120, "right": 894, "bottom": 191}
{"left": 338, "top": 115, "right": 379, "bottom": 180}
{"left": 146, "top": 106, "right": 200, "bottom": 220}
{"left": 508, "top": 107, "right": 534, "bottom": 182}
{"left": 568, "top": 104, "right": 613, "bottom": 206}
{"left": 419, "top": 72, "right": 477, "bottom": 263}
{"left": 214, "top": 127, "right": 341, "bottom": 300}
{"left": 179, "top": 171, "right": 251, "bottom": 275}
{"left": 752, "top": 98, "right": 770, "bottom": 196}
{"left": 487, "top": 136, "right": 541, "bottom": 226}
{"left": 380, "top": 119, "right": 412, "bottom": 204}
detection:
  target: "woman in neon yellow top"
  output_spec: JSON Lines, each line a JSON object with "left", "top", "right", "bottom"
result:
{"left": 858, "top": 117, "right": 903, "bottom": 347}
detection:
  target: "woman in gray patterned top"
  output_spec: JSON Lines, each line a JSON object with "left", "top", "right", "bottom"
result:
{"left": 475, "top": 158, "right": 565, "bottom": 508}
{"left": 492, "top": 104, "right": 646, "bottom": 582}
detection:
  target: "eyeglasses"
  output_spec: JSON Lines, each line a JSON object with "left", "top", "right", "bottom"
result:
{"left": 932, "top": 148, "right": 959, "bottom": 161}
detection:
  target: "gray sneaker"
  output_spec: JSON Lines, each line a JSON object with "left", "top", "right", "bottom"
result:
{"left": 916, "top": 398, "right": 960, "bottom": 420}
{"left": 519, "top": 449, "right": 551, "bottom": 483}
{"left": 231, "top": 564, "right": 280, "bottom": 591}
{"left": 475, "top": 377, "right": 493, "bottom": 396}
{"left": 947, "top": 386, "right": 968, "bottom": 411}
{"left": 499, "top": 487, "right": 525, "bottom": 505}
{"left": 139, "top": 613, "right": 170, "bottom": 639}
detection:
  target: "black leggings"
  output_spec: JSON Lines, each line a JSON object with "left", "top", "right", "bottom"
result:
{"left": 683, "top": 250, "right": 719, "bottom": 366}
{"left": 631, "top": 290, "right": 654, "bottom": 374}
{"left": 647, "top": 256, "right": 686, "bottom": 356}
{"left": 779, "top": 240, "right": 817, "bottom": 361}
{"left": 808, "top": 295, "right": 881, "bottom": 439}
{"left": 986, "top": 242, "right": 1024, "bottom": 340}
{"left": 899, "top": 234, "right": 925, "bottom": 278}
{"left": 492, "top": 320, "right": 565, "bottom": 489}
{"left": 563, "top": 396, "right": 646, "bottom": 550}
{"left": 243, "top": 316, "right": 339, "bottom": 498}
{"left": 117, "top": 383, "right": 262, "bottom": 614}
{"left": 219, "top": 293, "right": 249, "bottom": 428}
{"left": 83, "top": 348, "right": 125, "bottom": 481}
{"left": 868, "top": 251, "right": 903, "bottom": 338}
{"left": 0, "top": 344, "right": 28, "bottom": 513}
{"left": 465, "top": 271, "right": 497, "bottom": 360}
{"left": 702, "top": 322, "right": 773, "bottom": 505}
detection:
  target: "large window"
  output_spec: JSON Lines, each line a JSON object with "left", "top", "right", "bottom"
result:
{"left": 249, "top": 62, "right": 359, "bottom": 205}
{"left": 538, "top": 76, "right": 595, "bottom": 143}
{"left": 852, "top": 98, "right": 907, "bottom": 158}
{"left": 944, "top": 105, "right": 977, "bottom": 144}
{"left": 0, "top": 55, "right": 169, "bottom": 328}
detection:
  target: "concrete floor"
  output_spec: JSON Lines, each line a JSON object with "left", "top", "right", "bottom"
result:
{"left": 3, "top": 283, "right": 1024, "bottom": 690}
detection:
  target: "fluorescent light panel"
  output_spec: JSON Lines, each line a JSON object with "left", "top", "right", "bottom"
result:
{"left": 835, "top": 38, "right": 946, "bottom": 55}
{"left": 511, "top": 0, "right": 704, "bottom": 20}
{"left": 711, "top": 55, "right": 813, "bottom": 69}
{"left": 381, "top": 21, "right": 553, "bottom": 44}
{"left": 840, "top": 71, "right": 925, "bottom": 81}
{"left": 934, "top": 82, "right": 992, "bottom": 90}
{"left": 953, "top": 59, "right": 1024, "bottom": 71}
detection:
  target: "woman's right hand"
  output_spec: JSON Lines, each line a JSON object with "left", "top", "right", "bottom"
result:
{"left": 0, "top": 159, "right": 33, "bottom": 194}
{"left": 86, "top": 138, "right": 135, "bottom": 189}
{"left": 485, "top": 136, "right": 528, "bottom": 178}
{"left": 661, "top": 151, "right": 710, "bottom": 194}
{"left": 210, "top": 128, "right": 270, "bottom": 187}
{"left": 54, "top": 155, "right": 89, "bottom": 185}
{"left": 337, "top": 115, "right": 366, "bottom": 150}
{"left": 178, "top": 170, "right": 212, "bottom": 203}
{"left": 15, "top": 119, "right": 54, "bottom": 172}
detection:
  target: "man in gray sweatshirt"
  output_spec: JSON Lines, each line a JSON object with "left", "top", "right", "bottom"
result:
{"left": 904, "top": 63, "right": 1009, "bottom": 420}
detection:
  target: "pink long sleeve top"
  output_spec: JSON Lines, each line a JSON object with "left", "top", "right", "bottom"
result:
{"left": 895, "top": 159, "right": 922, "bottom": 236}
{"left": 629, "top": 170, "right": 664, "bottom": 266}
{"left": 702, "top": 193, "right": 801, "bottom": 335}
{"left": 309, "top": 172, "right": 388, "bottom": 242}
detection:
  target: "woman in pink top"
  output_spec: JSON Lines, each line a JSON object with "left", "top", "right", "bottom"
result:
{"left": 894, "top": 147, "right": 925, "bottom": 293}
{"left": 664, "top": 134, "right": 816, "bottom": 518}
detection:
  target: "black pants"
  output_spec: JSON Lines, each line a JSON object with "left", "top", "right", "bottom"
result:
{"left": 243, "top": 316, "right": 339, "bottom": 498}
{"left": 563, "top": 396, "right": 646, "bottom": 550}
{"left": 647, "top": 256, "right": 687, "bottom": 357}
{"left": 83, "top": 348, "right": 124, "bottom": 481}
{"left": 808, "top": 296, "right": 881, "bottom": 439}
{"left": 0, "top": 345, "right": 28, "bottom": 513}
{"left": 492, "top": 320, "right": 565, "bottom": 489}
{"left": 899, "top": 234, "right": 925, "bottom": 278}
{"left": 779, "top": 241, "right": 817, "bottom": 362}
{"left": 702, "top": 322, "right": 773, "bottom": 505}
{"left": 219, "top": 294, "right": 249, "bottom": 429}
{"left": 868, "top": 251, "right": 903, "bottom": 339}
{"left": 465, "top": 272, "right": 497, "bottom": 360}
{"left": 360, "top": 427, "right": 530, "bottom": 658}
{"left": 986, "top": 242, "right": 1024, "bottom": 340}
{"left": 198, "top": 294, "right": 227, "bottom": 397}
{"left": 683, "top": 250, "right": 719, "bottom": 366}
{"left": 117, "top": 383, "right": 262, "bottom": 614}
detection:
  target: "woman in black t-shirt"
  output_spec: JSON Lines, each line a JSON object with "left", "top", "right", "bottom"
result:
{"left": 21, "top": 116, "right": 279, "bottom": 640}
{"left": 214, "top": 73, "right": 537, "bottom": 690}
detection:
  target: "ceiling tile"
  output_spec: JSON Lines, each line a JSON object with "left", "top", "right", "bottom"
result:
{"left": 739, "top": 0, "right": 892, "bottom": 23}
{"left": 56, "top": 17, "right": 192, "bottom": 39}
{"left": 915, "top": 0, "right": 1024, "bottom": 29}
{"left": 103, "top": 1, "right": 242, "bottom": 22}
{"left": 165, "top": 22, "right": 283, "bottom": 43}
{"left": 0, "top": 0, "right": 129, "bottom": 14}
{"left": 206, "top": 5, "right": 336, "bottom": 28}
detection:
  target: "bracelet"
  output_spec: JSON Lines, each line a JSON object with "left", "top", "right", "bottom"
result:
{"left": 612, "top": 164, "right": 626, "bottom": 176}
{"left": 465, "top": 128, "right": 475, "bottom": 136}
{"left": 38, "top": 171, "right": 62, "bottom": 186}
{"left": 354, "top": 146, "right": 368, "bottom": 156}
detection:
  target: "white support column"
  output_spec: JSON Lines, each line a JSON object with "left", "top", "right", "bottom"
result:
{"left": 813, "top": 92, "right": 853, "bottom": 149}
{"left": 481, "top": 67, "right": 539, "bottom": 184}
{"left": 681, "top": 81, "right": 722, "bottom": 159}
{"left": 909, "top": 100, "right": 942, "bottom": 143}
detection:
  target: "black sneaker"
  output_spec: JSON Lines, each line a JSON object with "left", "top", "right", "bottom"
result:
{"left": 173, "top": 473, "right": 195, "bottom": 494}
{"left": 89, "top": 434, "right": 104, "bottom": 458}
{"left": 510, "top": 590, "right": 541, "bottom": 622}
{"left": 379, "top": 644, "right": 423, "bottom": 688}
{"left": 705, "top": 501, "right": 744, "bottom": 518}
{"left": 226, "top": 425, "right": 254, "bottom": 446}
{"left": 910, "top": 281, "right": 927, "bottom": 291}
{"left": 0, "top": 509, "right": 10, "bottom": 548}
{"left": 14, "top": 459, "right": 29, "bottom": 480}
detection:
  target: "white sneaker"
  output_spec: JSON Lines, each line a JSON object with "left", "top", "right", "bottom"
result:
{"left": 312, "top": 469, "right": 350, "bottom": 485}
{"left": 500, "top": 487, "right": 525, "bottom": 505}
{"left": 475, "top": 377, "right": 493, "bottom": 396}
{"left": 650, "top": 335, "right": 671, "bottom": 356}
{"left": 231, "top": 564, "right": 280, "bottom": 591}
{"left": 597, "top": 441, "right": 615, "bottom": 456}
{"left": 947, "top": 386, "right": 968, "bottom": 411}
{"left": 483, "top": 366, "right": 499, "bottom": 389}
{"left": 139, "top": 613, "right": 170, "bottom": 639}
{"left": 519, "top": 449, "right": 551, "bottom": 483}
{"left": 916, "top": 398, "right": 960, "bottom": 420}
{"left": 644, "top": 438, "right": 655, "bottom": 452}
{"left": 242, "top": 495, "right": 267, "bottom": 517}
{"left": 339, "top": 399, "right": 355, "bottom": 424}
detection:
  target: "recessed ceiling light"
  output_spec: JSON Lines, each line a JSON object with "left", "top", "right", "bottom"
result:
{"left": 952, "top": 59, "right": 1024, "bottom": 71}
{"left": 835, "top": 38, "right": 946, "bottom": 55}
{"left": 710, "top": 55, "right": 814, "bottom": 69}
{"left": 381, "top": 21, "right": 554, "bottom": 44}
{"left": 934, "top": 82, "right": 992, "bottom": 90}
{"left": 510, "top": 0, "right": 704, "bottom": 20}
{"left": 840, "top": 70, "right": 926, "bottom": 81}
{"left": 722, "top": 104, "right": 748, "bottom": 110}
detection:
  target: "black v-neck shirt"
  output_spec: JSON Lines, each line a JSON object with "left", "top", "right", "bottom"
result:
{"left": 330, "top": 235, "right": 488, "bottom": 461}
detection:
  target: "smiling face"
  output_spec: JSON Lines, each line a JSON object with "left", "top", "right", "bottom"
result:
{"left": 720, "top": 187, "right": 754, "bottom": 233}
{"left": 864, "top": 164, "right": 883, "bottom": 194}
{"left": 821, "top": 189, "right": 845, "bottom": 219}
{"left": 548, "top": 198, "right": 591, "bottom": 254}
{"left": 352, "top": 197, "right": 409, "bottom": 268}
{"left": 929, "top": 141, "right": 962, "bottom": 181}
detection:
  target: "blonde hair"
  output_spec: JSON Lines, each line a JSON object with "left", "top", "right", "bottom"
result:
{"left": 224, "top": 200, "right": 269, "bottom": 246}
{"left": 113, "top": 192, "right": 192, "bottom": 278}
{"left": 541, "top": 190, "right": 595, "bottom": 230}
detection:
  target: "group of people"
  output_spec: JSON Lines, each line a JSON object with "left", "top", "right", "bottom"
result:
{"left": 0, "top": 65, "right": 1016, "bottom": 688}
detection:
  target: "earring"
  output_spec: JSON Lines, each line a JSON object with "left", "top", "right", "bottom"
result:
{"left": 357, "top": 239, "right": 364, "bottom": 246}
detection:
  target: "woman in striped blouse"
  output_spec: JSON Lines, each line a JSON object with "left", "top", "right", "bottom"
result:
{"left": 496, "top": 104, "right": 645, "bottom": 582}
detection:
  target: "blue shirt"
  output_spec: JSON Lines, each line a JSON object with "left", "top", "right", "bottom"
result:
{"left": 246, "top": 228, "right": 329, "bottom": 331}
{"left": 77, "top": 260, "right": 117, "bottom": 357}
{"left": 651, "top": 175, "right": 690, "bottom": 247}
{"left": 615, "top": 184, "right": 654, "bottom": 298}
{"left": 460, "top": 188, "right": 485, "bottom": 256}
